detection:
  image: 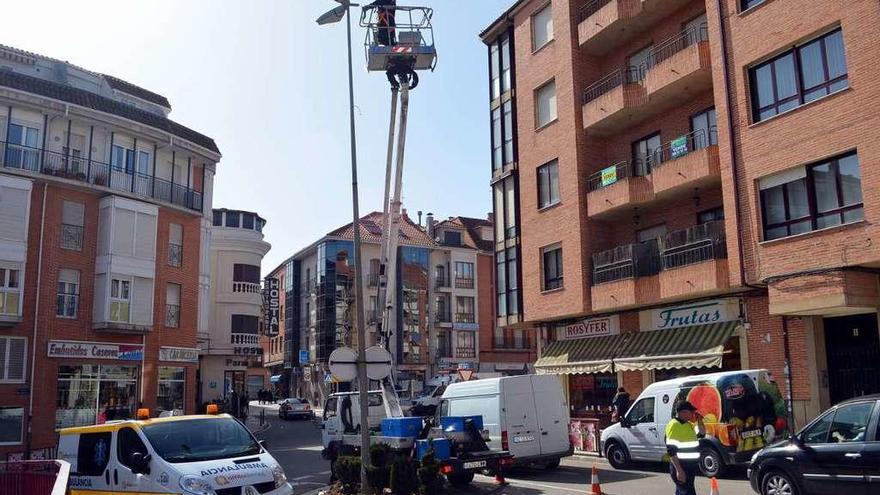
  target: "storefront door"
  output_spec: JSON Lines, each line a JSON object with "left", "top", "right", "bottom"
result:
{"left": 824, "top": 314, "right": 880, "bottom": 404}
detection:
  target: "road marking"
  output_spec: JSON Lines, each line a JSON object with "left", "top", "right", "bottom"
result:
{"left": 476, "top": 475, "right": 585, "bottom": 494}
{"left": 292, "top": 475, "right": 313, "bottom": 481}
{"left": 270, "top": 445, "right": 324, "bottom": 452}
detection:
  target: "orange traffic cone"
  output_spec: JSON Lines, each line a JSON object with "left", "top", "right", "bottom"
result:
{"left": 709, "top": 477, "right": 720, "bottom": 495}
{"left": 588, "top": 465, "right": 604, "bottom": 495}
{"left": 494, "top": 470, "right": 508, "bottom": 485}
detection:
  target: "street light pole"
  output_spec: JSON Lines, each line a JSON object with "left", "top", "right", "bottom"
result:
{"left": 318, "top": 1, "right": 371, "bottom": 492}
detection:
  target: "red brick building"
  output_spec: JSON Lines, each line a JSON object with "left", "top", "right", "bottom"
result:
{"left": 482, "top": 0, "right": 880, "bottom": 430}
{"left": 0, "top": 45, "right": 218, "bottom": 458}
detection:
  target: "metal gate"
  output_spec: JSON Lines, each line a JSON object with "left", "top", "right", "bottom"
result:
{"left": 824, "top": 313, "right": 880, "bottom": 404}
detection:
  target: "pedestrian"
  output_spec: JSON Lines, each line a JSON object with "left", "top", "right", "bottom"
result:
{"left": 258, "top": 389, "right": 264, "bottom": 405}
{"left": 269, "top": 389, "right": 275, "bottom": 404}
{"left": 229, "top": 389, "right": 239, "bottom": 418}
{"left": 611, "top": 386, "right": 631, "bottom": 422}
{"left": 240, "top": 392, "right": 249, "bottom": 420}
{"left": 665, "top": 401, "right": 705, "bottom": 495}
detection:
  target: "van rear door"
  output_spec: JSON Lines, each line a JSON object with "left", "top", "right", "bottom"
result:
{"left": 503, "top": 378, "right": 541, "bottom": 459}
{"left": 530, "top": 375, "right": 570, "bottom": 455}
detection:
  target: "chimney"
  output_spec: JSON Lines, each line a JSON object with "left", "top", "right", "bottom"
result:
{"left": 426, "top": 212, "right": 435, "bottom": 237}
{"left": 487, "top": 212, "right": 495, "bottom": 224}
{"left": 417, "top": 210, "right": 423, "bottom": 226}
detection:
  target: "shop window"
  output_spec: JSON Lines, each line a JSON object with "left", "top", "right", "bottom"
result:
{"left": 56, "top": 365, "right": 138, "bottom": 428}
{"left": 110, "top": 278, "right": 131, "bottom": 323}
{"left": 56, "top": 269, "right": 80, "bottom": 318}
{"left": 117, "top": 427, "right": 149, "bottom": 470}
{"left": 0, "top": 407, "right": 24, "bottom": 444}
{"left": 158, "top": 367, "right": 185, "bottom": 414}
{"left": 76, "top": 432, "right": 112, "bottom": 476}
{"left": 0, "top": 336, "right": 26, "bottom": 383}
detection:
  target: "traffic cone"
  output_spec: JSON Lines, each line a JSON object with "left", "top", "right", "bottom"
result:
{"left": 494, "top": 470, "right": 508, "bottom": 485}
{"left": 588, "top": 465, "right": 604, "bottom": 495}
{"left": 709, "top": 477, "right": 720, "bottom": 495}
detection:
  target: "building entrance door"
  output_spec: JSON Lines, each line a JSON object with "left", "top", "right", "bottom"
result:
{"left": 824, "top": 313, "right": 880, "bottom": 404}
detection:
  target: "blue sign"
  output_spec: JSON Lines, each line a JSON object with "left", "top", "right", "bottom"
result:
{"left": 299, "top": 349, "right": 310, "bottom": 364}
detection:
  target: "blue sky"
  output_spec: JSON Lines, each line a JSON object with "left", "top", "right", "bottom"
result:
{"left": 2, "top": 0, "right": 513, "bottom": 272}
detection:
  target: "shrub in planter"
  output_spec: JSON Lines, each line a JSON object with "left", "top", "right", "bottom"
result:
{"left": 366, "top": 443, "right": 392, "bottom": 494}
{"left": 333, "top": 456, "right": 362, "bottom": 495}
{"left": 389, "top": 458, "right": 418, "bottom": 495}
{"left": 417, "top": 450, "right": 441, "bottom": 495}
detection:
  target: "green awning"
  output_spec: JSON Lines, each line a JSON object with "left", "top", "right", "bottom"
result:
{"left": 534, "top": 334, "right": 625, "bottom": 375}
{"left": 613, "top": 321, "right": 739, "bottom": 371}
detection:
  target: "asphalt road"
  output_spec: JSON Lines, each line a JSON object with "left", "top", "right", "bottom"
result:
{"left": 249, "top": 403, "right": 755, "bottom": 495}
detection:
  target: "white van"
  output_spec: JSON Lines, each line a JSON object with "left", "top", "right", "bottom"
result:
{"left": 439, "top": 375, "right": 572, "bottom": 468}
{"left": 600, "top": 369, "right": 788, "bottom": 478}
{"left": 59, "top": 412, "right": 293, "bottom": 495}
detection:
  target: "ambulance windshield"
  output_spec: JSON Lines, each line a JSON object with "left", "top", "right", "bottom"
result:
{"left": 141, "top": 418, "right": 260, "bottom": 463}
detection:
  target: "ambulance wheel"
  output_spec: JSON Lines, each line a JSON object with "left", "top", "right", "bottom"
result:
{"left": 605, "top": 441, "right": 630, "bottom": 469}
{"left": 699, "top": 448, "right": 726, "bottom": 478}
{"left": 447, "top": 471, "right": 475, "bottom": 487}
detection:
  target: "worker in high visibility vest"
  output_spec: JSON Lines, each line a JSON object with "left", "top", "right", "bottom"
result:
{"left": 665, "top": 401, "right": 706, "bottom": 495}
{"left": 369, "top": 0, "right": 396, "bottom": 46}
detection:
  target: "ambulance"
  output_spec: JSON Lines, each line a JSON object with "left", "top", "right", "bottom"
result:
{"left": 58, "top": 406, "right": 293, "bottom": 495}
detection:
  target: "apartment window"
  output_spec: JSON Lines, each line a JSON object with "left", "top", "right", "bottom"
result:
{"left": 507, "top": 247, "right": 519, "bottom": 315}
{"left": 490, "top": 42, "right": 500, "bottom": 100}
{"left": 232, "top": 314, "right": 260, "bottom": 334}
{"left": 741, "top": 0, "right": 765, "bottom": 11}
{"left": 491, "top": 107, "right": 502, "bottom": 170}
{"left": 750, "top": 29, "right": 848, "bottom": 122}
{"left": 537, "top": 159, "right": 560, "bottom": 208}
{"left": 455, "top": 297, "right": 475, "bottom": 323}
{"left": 0, "top": 407, "right": 24, "bottom": 444}
{"left": 110, "top": 278, "right": 131, "bottom": 323}
{"left": 165, "top": 284, "right": 181, "bottom": 328}
{"left": 691, "top": 107, "right": 717, "bottom": 149}
{"left": 632, "top": 132, "right": 662, "bottom": 176}
{"left": 542, "top": 245, "right": 563, "bottom": 291}
{"left": 56, "top": 269, "right": 80, "bottom": 318}
{"left": 698, "top": 207, "right": 725, "bottom": 224}
{"left": 444, "top": 231, "right": 462, "bottom": 246}
{"left": 111, "top": 145, "right": 135, "bottom": 173}
{"left": 225, "top": 211, "right": 240, "bottom": 228}
{"left": 0, "top": 266, "right": 21, "bottom": 316}
{"left": 637, "top": 224, "right": 667, "bottom": 243}
{"left": 242, "top": 213, "right": 255, "bottom": 230}
{"left": 136, "top": 150, "right": 151, "bottom": 176}
{"left": 760, "top": 152, "right": 863, "bottom": 241}
{"left": 212, "top": 210, "right": 223, "bottom": 226}
{"left": 496, "top": 250, "right": 507, "bottom": 317}
{"left": 628, "top": 44, "right": 653, "bottom": 80}
{"left": 168, "top": 223, "right": 183, "bottom": 268}
{"left": 62, "top": 133, "right": 85, "bottom": 174}
{"left": 531, "top": 3, "right": 553, "bottom": 51}
{"left": 456, "top": 331, "right": 476, "bottom": 358}
{"left": 6, "top": 123, "right": 40, "bottom": 169}
{"left": 535, "top": 79, "right": 557, "bottom": 128}
{"left": 502, "top": 101, "right": 514, "bottom": 164}
{"left": 60, "top": 200, "right": 85, "bottom": 251}
{"left": 0, "top": 336, "right": 26, "bottom": 383}
{"left": 501, "top": 36, "right": 512, "bottom": 93}
{"left": 455, "top": 262, "right": 474, "bottom": 288}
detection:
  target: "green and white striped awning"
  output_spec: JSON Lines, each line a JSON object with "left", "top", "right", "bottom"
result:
{"left": 534, "top": 321, "right": 739, "bottom": 375}
{"left": 534, "top": 334, "right": 624, "bottom": 375}
{"left": 613, "top": 321, "right": 739, "bottom": 371}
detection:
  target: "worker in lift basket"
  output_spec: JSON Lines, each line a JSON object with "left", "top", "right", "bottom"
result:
{"left": 369, "top": 0, "right": 396, "bottom": 46}
{"left": 666, "top": 401, "right": 706, "bottom": 495}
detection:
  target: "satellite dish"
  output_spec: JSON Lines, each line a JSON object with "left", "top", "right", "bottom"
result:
{"left": 365, "top": 346, "right": 393, "bottom": 380}
{"left": 328, "top": 347, "right": 358, "bottom": 382}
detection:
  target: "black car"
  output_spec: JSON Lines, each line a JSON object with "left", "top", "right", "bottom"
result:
{"left": 748, "top": 394, "right": 880, "bottom": 495}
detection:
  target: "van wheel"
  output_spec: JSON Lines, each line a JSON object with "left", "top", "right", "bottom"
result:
{"left": 544, "top": 458, "right": 561, "bottom": 470}
{"left": 698, "top": 448, "right": 726, "bottom": 478}
{"left": 447, "top": 471, "right": 475, "bottom": 487}
{"left": 605, "top": 442, "right": 629, "bottom": 469}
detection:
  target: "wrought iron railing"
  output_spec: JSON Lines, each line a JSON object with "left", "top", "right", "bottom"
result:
{"left": 587, "top": 160, "right": 634, "bottom": 192}
{"left": 168, "top": 242, "right": 183, "bottom": 267}
{"left": 60, "top": 223, "right": 83, "bottom": 251}
{"left": 455, "top": 312, "right": 475, "bottom": 324}
{"left": 582, "top": 67, "right": 643, "bottom": 105}
{"left": 592, "top": 240, "right": 662, "bottom": 284}
{"left": 165, "top": 304, "right": 180, "bottom": 328}
{"left": 456, "top": 347, "right": 476, "bottom": 358}
{"left": 455, "top": 277, "right": 475, "bottom": 289}
{"left": 578, "top": 0, "right": 613, "bottom": 22}
{"left": 0, "top": 141, "right": 203, "bottom": 212}
{"left": 434, "top": 276, "right": 449, "bottom": 288}
{"left": 646, "top": 23, "right": 709, "bottom": 68}
{"left": 650, "top": 129, "right": 713, "bottom": 167}
{"left": 660, "top": 220, "right": 727, "bottom": 269}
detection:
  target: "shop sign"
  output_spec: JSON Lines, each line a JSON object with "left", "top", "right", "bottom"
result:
{"left": 299, "top": 349, "right": 310, "bottom": 364}
{"left": 263, "top": 277, "right": 280, "bottom": 336}
{"left": 600, "top": 165, "right": 618, "bottom": 187}
{"left": 453, "top": 322, "right": 479, "bottom": 331}
{"left": 225, "top": 358, "right": 259, "bottom": 368}
{"left": 48, "top": 340, "right": 143, "bottom": 361}
{"left": 648, "top": 299, "right": 738, "bottom": 331}
{"left": 159, "top": 346, "right": 199, "bottom": 363}
{"left": 670, "top": 135, "right": 689, "bottom": 159}
{"left": 559, "top": 315, "right": 619, "bottom": 340}
{"left": 234, "top": 347, "right": 263, "bottom": 356}
{"left": 494, "top": 363, "right": 525, "bottom": 371}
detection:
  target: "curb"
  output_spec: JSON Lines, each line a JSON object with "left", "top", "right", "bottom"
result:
{"left": 248, "top": 419, "right": 272, "bottom": 436}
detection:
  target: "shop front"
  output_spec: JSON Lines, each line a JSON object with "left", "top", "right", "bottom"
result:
{"left": 157, "top": 346, "right": 198, "bottom": 414}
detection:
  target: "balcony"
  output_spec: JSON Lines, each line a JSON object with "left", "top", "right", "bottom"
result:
{"left": 60, "top": 224, "right": 83, "bottom": 251}
{"left": 644, "top": 25, "right": 712, "bottom": 105}
{"left": 586, "top": 161, "right": 654, "bottom": 218}
{"left": 434, "top": 311, "right": 452, "bottom": 324}
{"left": 434, "top": 276, "right": 451, "bottom": 290}
{"left": 167, "top": 242, "right": 183, "bottom": 268}
{"left": 582, "top": 68, "right": 647, "bottom": 135}
{"left": 456, "top": 347, "right": 476, "bottom": 359}
{"left": 591, "top": 242, "right": 661, "bottom": 311}
{"left": 455, "top": 313, "right": 475, "bottom": 324}
{"left": 231, "top": 333, "right": 260, "bottom": 345}
{"left": 165, "top": 304, "right": 180, "bottom": 328}
{"left": 659, "top": 221, "right": 730, "bottom": 300}
{"left": 650, "top": 131, "right": 721, "bottom": 198}
{"left": 232, "top": 281, "right": 261, "bottom": 294}
{"left": 92, "top": 320, "right": 152, "bottom": 334}
{"left": 455, "top": 277, "right": 475, "bottom": 290}
{"left": 1, "top": 141, "right": 203, "bottom": 212}
{"left": 578, "top": 0, "right": 693, "bottom": 55}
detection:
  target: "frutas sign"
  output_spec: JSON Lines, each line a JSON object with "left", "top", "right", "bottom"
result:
{"left": 648, "top": 299, "right": 738, "bottom": 330}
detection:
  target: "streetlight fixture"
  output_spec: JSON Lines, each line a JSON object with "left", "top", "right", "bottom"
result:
{"left": 316, "top": 1, "right": 370, "bottom": 493}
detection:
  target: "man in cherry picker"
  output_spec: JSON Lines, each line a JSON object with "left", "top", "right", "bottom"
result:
{"left": 369, "top": 0, "right": 396, "bottom": 46}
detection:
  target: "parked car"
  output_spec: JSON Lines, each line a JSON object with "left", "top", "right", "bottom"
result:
{"left": 748, "top": 394, "right": 880, "bottom": 495}
{"left": 279, "top": 398, "right": 314, "bottom": 420}
{"left": 601, "top": 369, "right": 788, "bottom": 477}
{"left": 439, "top": 374, "right": 572, "bottom": 468}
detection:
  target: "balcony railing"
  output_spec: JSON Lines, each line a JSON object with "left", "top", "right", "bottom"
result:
{"left": 436, "top": 341, "right": 453, "bottom": 359}
{"left": 578, "top": 0, "right": 613, "bottom": 22}
{"left": 650, "top": 129, "right": 713, "bottom": 166}
{"left": 456, "top": 347, "right": 476, "bottom": 358}
{"left": 231, "top": 333, "right": 260, "bottom": 345}
{"left": 434, "top": 276, "right": 450, "bottom": 288}
{"left": 435, "top": 311, "right": 451, "bottom": 323}
{"left": 60, "top": 224, "right": 83, "bottom": 251}
{"left": 168, "top": 242, "right": 183, "bottom": 268}
{"left": 165, "top": 304, "right": 180, "bottom": 328}
{"left": 592, "top": 240, "right": 662, "bottom": 284}
{"left": 232, "top": 281, "right": 261, "bottom": 294}
{"left": 455, "top": 312, "right": 475, "bottom": 324}
{"left": 455, "top": 277, "right": 475, "bottom": 289}
{"left": 367, "top": 273, "right": 379, "bottom": 287}
{"left": 0, "top": 141, "right": 203, "bottom": 212}
{"left": 660, "top": 220, "right": 727, "bottom": 269}
{"left": 646, "top": 23, "right": 709, "bottom": 68}
{"left": 494, "top": 335, "right": 531, "bottom": 350}
{"left": 587, "top": 160, "right": 635, "bottom": 192}
{"left": 582, "top": 67, "right": 643, "bottom": 105}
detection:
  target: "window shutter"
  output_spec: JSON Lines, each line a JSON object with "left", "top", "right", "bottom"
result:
{"left": 134, "top": 212, "right": 157, "bottom": 259}
{"left": 0, "top": 186, "right": 30, "bottom": 241}
{"left": 7, "top": 338, "right": 25, "bottom": 381}
{"left": 169, "top": 223, "right": 183, "bottom": 244}
{"left": 113, "top": 209, "right": 136, "bottom": 255}
{"left": 760, "top": 166, "right": 807, "bottom": 190}
{"left": 0, "top": 338, "right": 6, "bottom": 380}
{"left": 61, "top": 201, "right": 85, "bottom": 227}
{"left": 130, "top": 277, "right": 154, "bottom": 325}
{"left": 166, "top": 284, "right": 181, "bottom": 306}
{"left": 59, "top": 269, "right": 80, "bottom": 286}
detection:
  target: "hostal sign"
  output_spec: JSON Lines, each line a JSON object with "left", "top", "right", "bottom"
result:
{"left": 263, "top": 277, "right": 280, "bottom": 336}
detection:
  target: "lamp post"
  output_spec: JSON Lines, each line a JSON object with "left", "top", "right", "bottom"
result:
{"left": 317, "top": 2, "right": 370, "bottom": 492}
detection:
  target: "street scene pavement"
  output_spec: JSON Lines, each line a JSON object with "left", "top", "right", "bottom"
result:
{"left": 248, "top": 403, "right": 753, "bottom": 495}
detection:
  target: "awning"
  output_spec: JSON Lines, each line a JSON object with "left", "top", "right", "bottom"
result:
{"left": 534, "top": 334, "right": 625, "bottom": 375}
{"left": 613, "top": 321, "right": 739, "bottom": 371}
{"left": 269, "top": 375, "right": 282, "bottom": 383}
